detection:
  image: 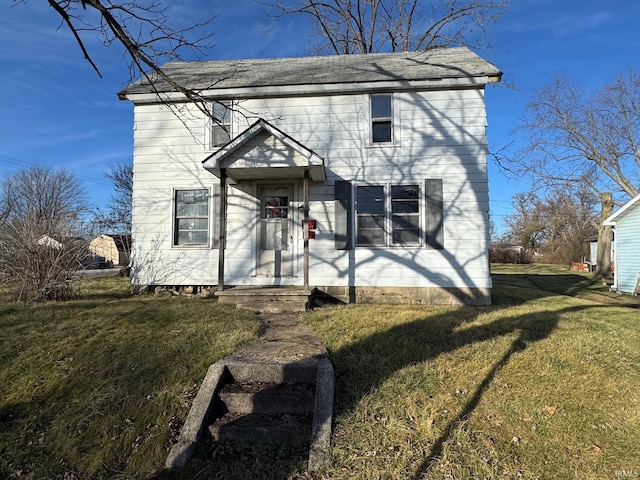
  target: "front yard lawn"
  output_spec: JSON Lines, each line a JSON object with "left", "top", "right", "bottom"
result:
{"left": 1, "top": 265, "right": 639, "bottom": 479}
{"left": 0, "top": 276, "right": 260, "bottom": 479}
{"left": 305, "top": 264, "right": 640, "bottom": 479}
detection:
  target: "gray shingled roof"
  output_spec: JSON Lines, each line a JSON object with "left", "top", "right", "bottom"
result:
{"left": 120, "top": 47, "right": 501, "bottom": 97}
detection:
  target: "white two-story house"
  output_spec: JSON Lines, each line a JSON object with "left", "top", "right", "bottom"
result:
{"left": 118, "top": 47, "right": 501, "bottom": 305}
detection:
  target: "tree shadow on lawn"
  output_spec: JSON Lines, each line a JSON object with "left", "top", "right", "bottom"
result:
{"left": 325, "top": 296, "right": 601, "bottom": 479}
{"left": 493, "top": 272, "right": 640, "bottom": 308}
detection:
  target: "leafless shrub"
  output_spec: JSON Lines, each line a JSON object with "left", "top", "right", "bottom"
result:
{"left": 0, "top": 166, "right": 89, "bottom": 302}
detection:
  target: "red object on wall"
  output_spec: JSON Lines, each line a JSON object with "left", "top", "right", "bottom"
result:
{"left": 308, "top": 230, "right": 316, "bottom": 239}
{"left": 302, "top": 219, "right": 317, "bottom": 230}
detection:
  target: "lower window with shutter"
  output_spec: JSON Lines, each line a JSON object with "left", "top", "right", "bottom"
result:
{"left": 355, "top": 183, "right": 421, "bottom": 247}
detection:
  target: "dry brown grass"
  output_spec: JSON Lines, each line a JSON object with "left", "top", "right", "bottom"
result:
{"left": 305, "top": 266, "right": 640, "bottom": 479}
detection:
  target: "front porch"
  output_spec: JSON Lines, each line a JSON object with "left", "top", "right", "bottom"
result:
{"left": 202, "top": 118, "right": 327, "bottom": 294}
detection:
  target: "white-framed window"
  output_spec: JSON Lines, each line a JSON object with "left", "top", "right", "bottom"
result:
{"left": 370, "top": 93, "right": 393, "bottom": 144}
{"left": 211, "top": 101, "right": 232, "bottom": 148}
{"left": 355, "top": 184, "right": 420, "bottom": 246}
{"left": 174, "top": 189, "right": 209, "bottom": 247}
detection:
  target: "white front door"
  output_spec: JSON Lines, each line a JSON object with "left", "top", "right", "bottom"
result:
{"left": 257, "top": 185, "right": 294, "bottom": 277}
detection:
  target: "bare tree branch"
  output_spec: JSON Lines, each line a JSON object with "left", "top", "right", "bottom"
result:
{"left": 20, "top": 0, "right": 219, "bottom": 119}
{"left": 262, "top": 0, "right": 508, "bottom": 54}
{"left": 509, "top": 73, "right": 640, "bottom": 203}
{"left": 503, "top": 186, "right": 598, "bottom": 264}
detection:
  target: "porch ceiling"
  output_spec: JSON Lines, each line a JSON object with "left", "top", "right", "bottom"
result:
{"left": 202, "top": 118, "right": 326, "bottom": 183}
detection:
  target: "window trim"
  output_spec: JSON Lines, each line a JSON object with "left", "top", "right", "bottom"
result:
{"left": 355, "top": 183, "right": 422, "bottom": 247}
{"left": 208, "top": 100, "right": 233, "bottom": 150}
{"left": 172, "top": 188, "right": 211, "bottom": 248}
{"left": 368, "top": 93, "right": 398, "bottom": 146}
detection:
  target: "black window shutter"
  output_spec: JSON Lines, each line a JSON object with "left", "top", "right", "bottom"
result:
{"left": 425, "top": 179, "right": 444, "bottom": 249}
{"left": 335, "top": 180, "right": 352, "bottom": 250}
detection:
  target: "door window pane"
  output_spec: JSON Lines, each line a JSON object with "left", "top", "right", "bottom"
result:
{"left": 264, "top": 196, "right": 289, "bottom": 218}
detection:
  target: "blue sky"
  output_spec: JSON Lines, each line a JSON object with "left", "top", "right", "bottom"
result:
{"left": 1, "top": 0, "right": 639, "bottom": 235}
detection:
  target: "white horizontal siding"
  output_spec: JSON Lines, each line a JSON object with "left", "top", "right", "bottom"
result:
{"left": 129, "top": 87, "right": 492, "bottom": 292}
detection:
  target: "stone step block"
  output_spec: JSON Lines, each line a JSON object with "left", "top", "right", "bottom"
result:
{"left": 209, "top": 413, "right": 311, "bottom": 446}
{"left": 219, "top": 381, "right": 315, "bottom": 416}
{"left": 234, "top": 300, "right": 309, "bottom": 313}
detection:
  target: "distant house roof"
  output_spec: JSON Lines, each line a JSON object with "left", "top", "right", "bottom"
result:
{"left": 111, "top": 234, "right": 131, "bottom": 251}
{"left": 603, "top": 193, "right": 640, "bottom": 225}
{"left": 119, "top": 47, "right": 502, "bottom": 99}
{"left": 104, "top": 234, "right": 131, "bottom": 251}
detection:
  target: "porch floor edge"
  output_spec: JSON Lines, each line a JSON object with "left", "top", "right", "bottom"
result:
{"left": 214, "top": 286, "right": 313, "bottom": 297}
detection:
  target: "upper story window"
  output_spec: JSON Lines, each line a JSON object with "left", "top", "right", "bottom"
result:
{"left": 370, "top": 94, "right": 393, "bottom": 144}
{"left": 174, "top": 189, "right": 209, "bottom": 247}
{"left": 211, "top": 101, "right": 231, "bottom": 148}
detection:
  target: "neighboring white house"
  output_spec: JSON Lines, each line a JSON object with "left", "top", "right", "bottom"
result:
{"left": 37, "top": 235, "right": 63, "bottom": 250}
{"left": 603, "top": 193, "right": 640, "bottom": 294}
{"left": 118, "top": 48, "right": 501, "bottom": 305}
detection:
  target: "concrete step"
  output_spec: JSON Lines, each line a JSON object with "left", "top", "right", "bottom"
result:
{"left": 225, "top": 347, "right": 321, "bottom": 384}
{"left": 234, "top": 300, "right": 308, "bottom": 313}
{"left": 216, "top": 288, "right": 311, "bottom": 313}
{"left": 219, "top": 381, "right": 315, "bottom": 415}
{"left": 209, "top": 412, "right": 311, "bottom": 446}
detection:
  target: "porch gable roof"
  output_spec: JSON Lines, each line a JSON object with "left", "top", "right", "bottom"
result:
{"left": 202, "top": 119, "right": 326, "bottom": 183}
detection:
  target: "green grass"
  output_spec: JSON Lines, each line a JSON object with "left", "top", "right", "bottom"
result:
{"left": 2, "top": 266, "right": 640, "bottom": 479}
{"left": 491, "top": 263, "right": 639, "bottom": 307}
{"left": 304, "top": 264, "right": 640, "bottom": 479}
{"left": 0, "top": 276, "right": 261, "bottom": 479}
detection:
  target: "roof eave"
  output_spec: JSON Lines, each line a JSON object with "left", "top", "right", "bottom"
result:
{"left": 603, "top": 192, "right": 640, "bottom": 225}
{"left": 121, "top": 74, "right": 498, "bottom": 104}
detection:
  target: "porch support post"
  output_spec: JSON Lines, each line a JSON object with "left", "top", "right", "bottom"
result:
{"left": 303, "top": 167, "right": 310, "bottom": 291}
{"left": 217, "top": 168, "right": 227, "bottom": 292}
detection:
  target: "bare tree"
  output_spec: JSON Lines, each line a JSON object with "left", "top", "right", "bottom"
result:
{"left": 264, "top": 0, "right": 508, "bottom": 54}
{"left": 11, "top": 1, "right": 218, "bottom": 116}
{"left": 96, "top": 161, "right": 133, "bottom": 235}
{"left": 503, "top": 191, "right": 546, "bottom": 254}
{"left": 94, "top": 161, "right": 133, "bottom": 272}
{"left": 0, "top": 166, "right": 89, "bottom": 302}
{"left": 503, "top": 186, "right": 598, "bottom": 265}
{"left": 503, "top": 71, "right": 640, "bottom": 276}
